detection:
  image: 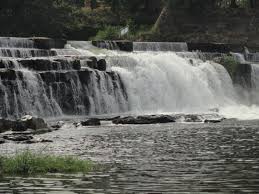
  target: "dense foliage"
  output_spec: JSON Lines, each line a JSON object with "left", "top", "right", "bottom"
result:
{"left": 0, "top": 0, "right": 258, "bottom": 39}
{"left": 0, "top": 0, "right": 85, "bottom": 38}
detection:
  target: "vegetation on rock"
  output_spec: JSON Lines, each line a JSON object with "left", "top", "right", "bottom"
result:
{"left": 214, "top": 55, "right": 240, "bottom": 79}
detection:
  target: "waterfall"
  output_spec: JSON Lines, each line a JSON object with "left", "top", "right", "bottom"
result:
{"left": 251, "top": 64, "right": 259, "bottom": 104}
{"left": 0, "top": 38, "right": 128, "bottom": 118}
{"left": 109, "top": 52, "right": 237, "bottom": 114}
{"left": 0, "top": 39, "right": 259, "bottom": 120}
{"left": 133, "top": 42, "right": 188, "bottom": 52}
{"left": 0, "top": 37, "right": 34, "bottom": 48}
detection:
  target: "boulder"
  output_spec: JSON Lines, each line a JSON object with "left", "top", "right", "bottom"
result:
{"left": 0, "top": 119, "right": 17, "bottom": 133}
{"left": 112, "top": 115, "right": 175, "bottom": 125}
{"left": 0, "top": 116, "right": 48, "bottom": 132}
{"left": 88, "top": 57, "right": 98, "bottom": 69}
{"left": 97, "top": 59, "right": 107, "bottom": 71}
{"left": 81, "top": 118, "right": 101, "bottom": 126}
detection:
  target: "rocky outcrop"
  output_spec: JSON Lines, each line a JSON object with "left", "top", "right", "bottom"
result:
{"left": 81, "top": 118, "right": 101, "bottom": 126}
{"left": 112, "top": 115, "right": 176, "bottom": 125}
{"left": 0, "top": 116, "right": 48, "bottom": 133}
{"left": 111, "top": 114, "right": 225, "bottom": 125}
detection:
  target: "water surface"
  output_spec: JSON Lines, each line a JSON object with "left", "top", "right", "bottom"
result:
{"left": 0, "top": 120, "right": 259, "bottom": 193}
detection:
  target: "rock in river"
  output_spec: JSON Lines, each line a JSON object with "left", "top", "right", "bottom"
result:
{"left": 112, "top": 115, "right": 176, "bottom": 125}
{"left": 81, "top": 118, "right": 101, "bottom": 126}
{"left": 0, "top": 115, "right": 48, "bottom": 133}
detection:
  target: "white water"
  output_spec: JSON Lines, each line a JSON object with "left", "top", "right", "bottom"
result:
{"left": 68, "top": 41, "right": 259, "bottom": 120}
{"left": 133, "top": 42, "right": 188, "bottom": 52}
{"left": 110, "top": 52, "right": 237, "bottom": 113}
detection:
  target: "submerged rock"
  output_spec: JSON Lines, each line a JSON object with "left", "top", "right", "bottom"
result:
{"left": 81, "top": 118, "right": 101, "bottom": 126}
{"left": 25, "top": 138, "right": 53, "bottom": 144}
{"left": 51, "top": 121, "right": 65, "bottom": 130}
{"left": 204, "top": 118, "right": 225, "bottom": 123}
{"left": 3, "top": 134, "right": 33, "bottom": 142}
{"left": 112, "top": 115, "right": 176, "bottom": 125}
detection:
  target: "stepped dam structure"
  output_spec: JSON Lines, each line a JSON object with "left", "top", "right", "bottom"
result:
{"left": 0, "top": 37, "right": 258, "bottom": 120}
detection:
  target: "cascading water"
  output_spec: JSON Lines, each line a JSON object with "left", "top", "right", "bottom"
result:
{"left": 109, "top": 52, "right": 237, "bottom": 114}
{"left": 0, "top": 38, "right": 128, "bottom": 118}
{"left": 0, "top": 38, "right": 259, "bottom": 120}
{"left": 71, "top": 41, "right": 259, "bottom": 119}
{"left": 251, "top": 64, "right": 259, "bottom": 104}
{"left": 133, "top": 42, "right": 188, "bottom": 52}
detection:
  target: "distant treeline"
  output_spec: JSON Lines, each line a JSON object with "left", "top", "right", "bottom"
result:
{"left": 0, "top": 0, "right": 258, "bottom": 39}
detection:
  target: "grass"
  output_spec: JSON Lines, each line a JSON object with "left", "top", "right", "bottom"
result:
{"left": 0, "top": 151, "right": 94, "bottom": 176}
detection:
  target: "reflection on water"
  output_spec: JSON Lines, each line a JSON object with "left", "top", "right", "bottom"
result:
{"left": 0, "top": 120, "right": 259, "bottom": 193}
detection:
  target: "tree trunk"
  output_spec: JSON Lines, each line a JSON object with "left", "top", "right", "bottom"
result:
{"left": 153, "top": 4, "right": 170, "bottom": 33}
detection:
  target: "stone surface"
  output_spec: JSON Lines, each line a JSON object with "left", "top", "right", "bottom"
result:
{"left": 97, "top": 59, "right": 107, "bottom": 71}
{"left": 30, "top": 37, "right": 66, "bottom": 49}
{"left": 81, "top": 118, "right": 101, "bottom": 126}
{"left": 112, "top": 115, "right": 176, "bottom": 125}
{"left": 0, "top": 116, "right": 48, "bottom": 133}
{"left": 3, "top": 134, "right": 33, "bottom": 142}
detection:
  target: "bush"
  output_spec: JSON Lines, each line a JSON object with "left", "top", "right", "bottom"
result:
{"left": 92, "top": 26, "right": 121, "bottom": 40}
{"left": 0, "top": 151, "right": 94, "bottom": 176}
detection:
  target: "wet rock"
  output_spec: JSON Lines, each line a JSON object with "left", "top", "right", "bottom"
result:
{"left": 0, "top": 138, "right": 5, "bottom": 144}
{"left": 18, "top": 58, "right": 81, "bottom": 71}
{"left": 73, "top": 122, "right": 81, "bottom": 127}
{"left": 30, "top": 37, "right": 66, "bottom": 49}
{"left": 113, "top": 115, "right": 176, "bottom": 125}
{"left": 0, "top": 119, "right": 17, "bottom": 133}
{"left": 0, "top": 69, "right": 19, "bottom": 80}
{"left": 25, "top": 138, "right": 53, "bottom": 144}
{"left": 204, "top": 118, "right": 225, "bottom": 123}
{"left": 19, "top": 115, "right": 48, "bottom": 131}
{"left": 183, "top": 115, "right": 203, "bottom": 122}
{"left": 31, "top": 128, "right": 53, "bottom": 135}
{"left": 81, "top": 118, "right": 101, "bottom": 126}
{"left": 3, "top": 134, "right": 33, "bottom": 142}
{"left": 88, "top": 57, "right": 98, "bottom": 69}
{"left": 92, "top": 40, "right": 133, "bottom": 52}
{"left": 97, "top": 59, "right": 107, "bottom": 71}
{"left": 0, "top": 116, "right": 48, "bottom": 132}
{"left": 51, "top": 121, "right": 65, "bottom": 130}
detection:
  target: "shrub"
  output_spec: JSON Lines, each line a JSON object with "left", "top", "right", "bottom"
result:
{"left": 93, "top": 26, "right": 121, "bottom": 40}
